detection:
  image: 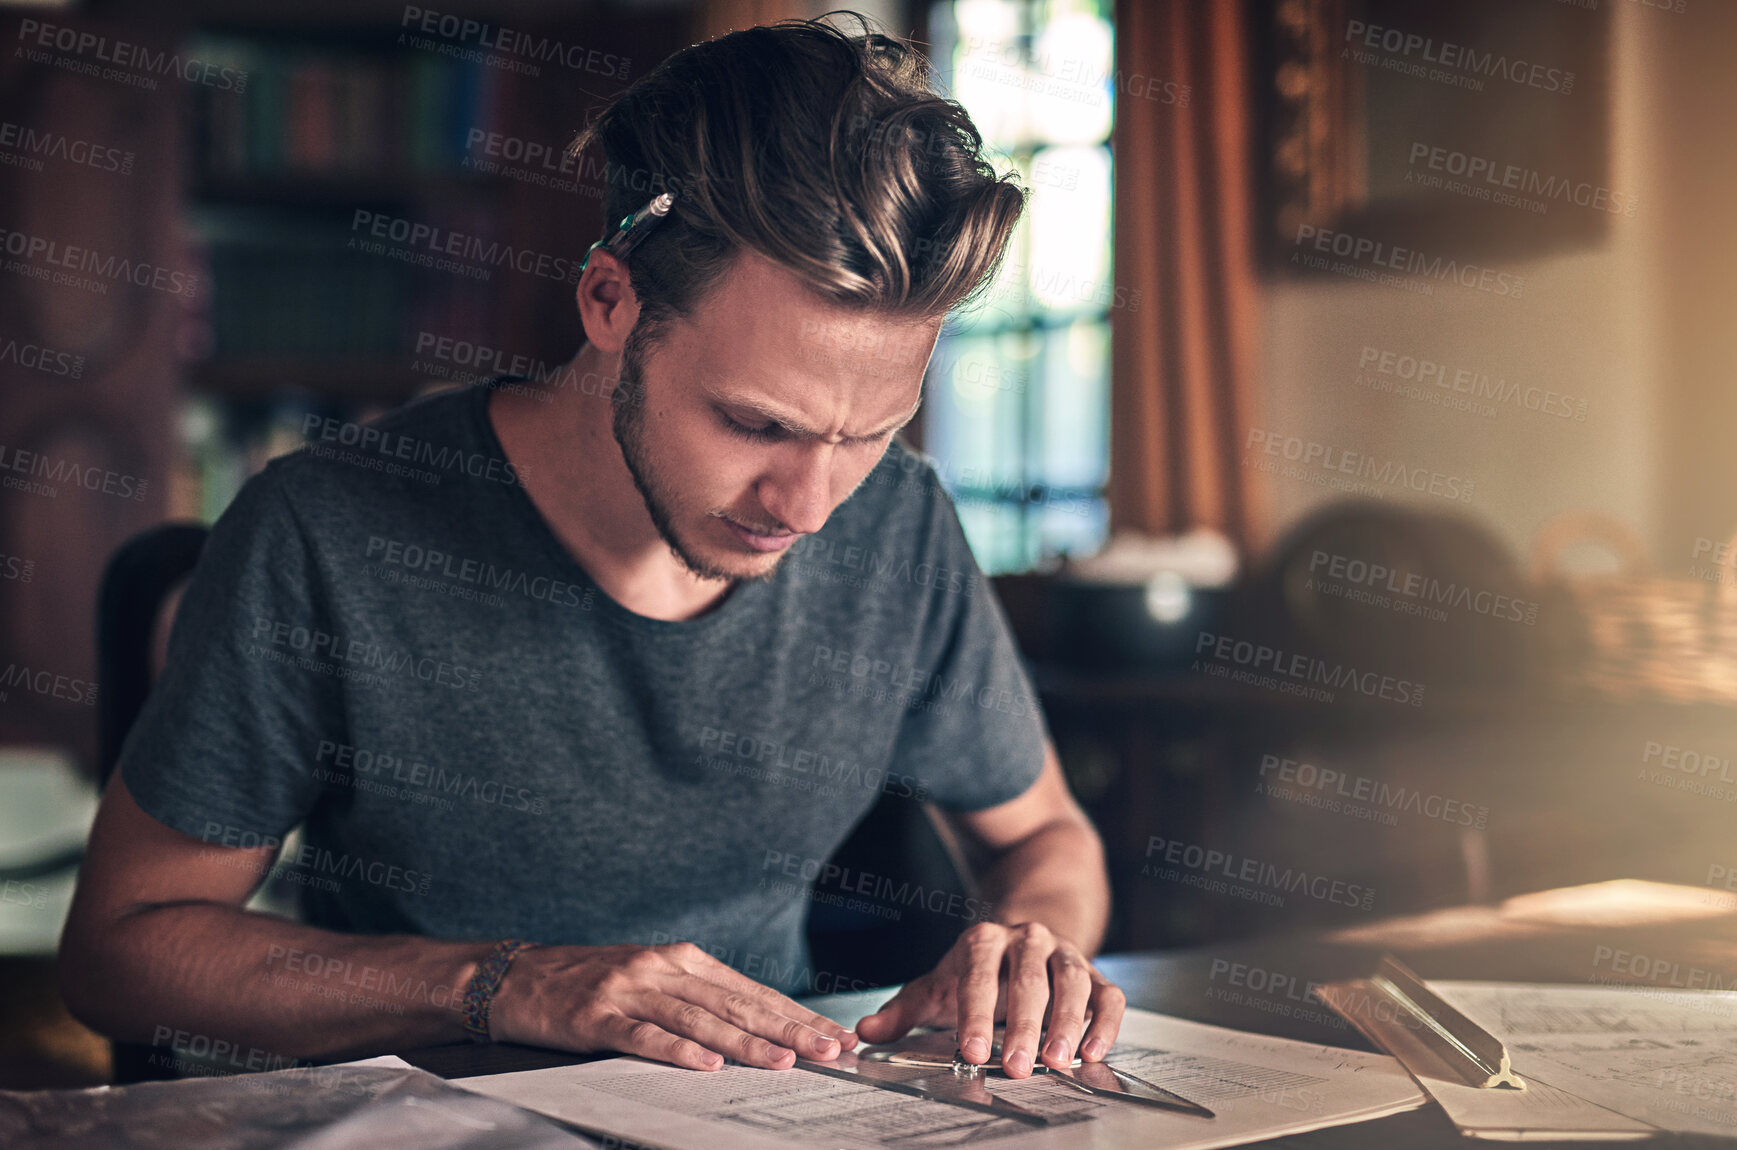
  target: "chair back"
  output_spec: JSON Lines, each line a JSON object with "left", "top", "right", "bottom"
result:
{"left": 96, "top": 523, "right": 209, "bottom": 787}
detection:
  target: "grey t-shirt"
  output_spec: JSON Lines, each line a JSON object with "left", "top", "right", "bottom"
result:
{"left": 121, "top": 381, "right": 1047, "bottom": 996}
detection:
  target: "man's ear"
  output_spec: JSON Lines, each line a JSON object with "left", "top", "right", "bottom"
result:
{"left": 576, "top": 251, "right": 640, "bottom": 355}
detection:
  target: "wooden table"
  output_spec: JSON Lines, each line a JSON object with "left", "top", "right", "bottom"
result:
{"left": 397, "top": 880, "right": 1737, "bottom": 1147}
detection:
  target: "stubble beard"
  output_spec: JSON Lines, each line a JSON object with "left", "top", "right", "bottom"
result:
{"left": 610, "top": 330, "right": 778, "bottom": 585}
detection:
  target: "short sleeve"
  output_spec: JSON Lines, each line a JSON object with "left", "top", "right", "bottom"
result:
{"left": 886, "top": 491, "right": 1049, "bottom": 812}
{"left": 119, "top": 461, "right": 340, "bottom": 846}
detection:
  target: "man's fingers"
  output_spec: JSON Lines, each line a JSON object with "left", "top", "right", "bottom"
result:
{"left": 855, "top": 978, "right": 944, "bottom": 1044}
{"left": 674, "top": 974, "right": 848, "bottom": 1060}
{"left": 997, "top": 924, "right": 1054, "bottom": 1078}
{"left": 1079, "top": 978, "right": 1128, "bottom": 1062}
{"left": 1039, "top": 951, "right": 1094, "bottom": 1069}
{"left": 663, "top": 941, "right": 857, "bottom": 1046}
{"left": 643, "top": 991, "right": 798, "bottom": 1069}
{"left": 954, "top": 925, "right": 1009, "bottom": 1066}
{"left": 602, "top": 1012, "right": 723, "bottom": 1071}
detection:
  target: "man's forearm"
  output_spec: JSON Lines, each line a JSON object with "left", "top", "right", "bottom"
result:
{"left": 61, "top": 902, "right": 491, "bottom": 1063}
{"left": 978, "top": 817, "right": 1110, "bottom": 955}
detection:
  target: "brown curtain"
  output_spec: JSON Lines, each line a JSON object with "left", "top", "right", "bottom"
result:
{"left": 1110, "top": 0, "right": 1265, "bottom": 550}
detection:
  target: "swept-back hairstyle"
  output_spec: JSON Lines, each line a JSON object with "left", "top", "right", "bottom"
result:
{"left": 566, "top": 10, "right": 1025, "bottom": 349}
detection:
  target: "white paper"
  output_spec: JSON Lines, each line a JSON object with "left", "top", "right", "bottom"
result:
{"left": 452, "top": 1007, "right": 1425, "bottom": 1150}
{"left": 1399, "top": 1070, "right": 1653, "bottom": 1141}
{"left": 0, "top": 1054, "right": 602, "bottom": 1150}
{"left": 1429, "top": 981, "right": 1737, "bottom": 1138}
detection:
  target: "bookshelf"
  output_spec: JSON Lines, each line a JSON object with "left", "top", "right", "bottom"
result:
{"left": 182, "top": 34, "right": 509, "bottom": 395}
{"left": 171, "top": 11, "right": 681, "bottom": 520}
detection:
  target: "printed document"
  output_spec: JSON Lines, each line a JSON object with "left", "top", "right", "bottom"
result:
{"left": 453, "top": 1007, "right": 1425, "bottom": 1150}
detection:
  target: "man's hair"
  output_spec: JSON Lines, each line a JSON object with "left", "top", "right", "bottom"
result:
{"left": 566, "top": 11, "right": 1025, "bottom": 349}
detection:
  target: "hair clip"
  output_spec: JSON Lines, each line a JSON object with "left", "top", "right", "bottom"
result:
{"left": 580, "top": 192, "right": 675, "bottom": 273}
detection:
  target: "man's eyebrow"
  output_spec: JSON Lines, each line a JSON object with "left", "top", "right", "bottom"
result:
{"left": 713, "top": 393, "right": 921, "bottom": 442}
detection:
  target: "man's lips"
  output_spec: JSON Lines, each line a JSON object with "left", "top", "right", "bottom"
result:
{"left": 721, "top": 517, "right": 800, "bottom": 553}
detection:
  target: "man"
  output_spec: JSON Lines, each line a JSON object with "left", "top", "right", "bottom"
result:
{"left": 59, "top": 15, "right": 1123, "bottom": 1080}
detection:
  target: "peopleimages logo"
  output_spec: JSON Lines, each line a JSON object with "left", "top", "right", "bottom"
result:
{"left": 1343, "top": 18, "right": 1575, "bottom": 95}
{"left": 0, "top": 662, "right": 98, "bottom": 706}
{"left": 761, "top": 849, "right": 993, "bottom": 923}
{"left": 1637, "top": 740, "right": 1737, "bottom": 806}
{"left": 1356, "top": 346, "right": 1587, "bottom": 422}
{"left": 149, "top": 1028, "right": 304, "bottom": 1075}
{"left": 200, "top": 822, "right": 433, "bottom": 896}
{"left": 15, "top": 19, "right": 249, "bottom": 91}
{"left": 0, "top": 225, "right": 199, "bottom": 297}
{"left": 399, "top": 6, "right": 631, "bottom": 79}
{"left": 648, "top": 931, "right": 875, "bottom": 995}
{"left": 810, "top": 644, "right": 1037, "bottom": 718}
{"left": 1642, "top": 741, "right": 1733, "bottom": 782}
{"left": 412, "top": 331, "right": 552, "bottom": 382}
{"left": 1194, "top": 630, "right": 1425, "bottom": 707}
{"left": 0, "top": 120, "right": 133, "bottom": 175}
{"left": 263, "top": 944, "right": 463, "bottom": 1016}
{"left": 1291, "top": 225, "right": 1524, "bottom": 298}
{"left": 1592, "top": 944, "right": 1737, "bottom": 991}
{"left": 300, "top": 414, "right": 526, "bottom": 487}
{"left": 1144, "top": 836, "right": 1377, "bottom": 911}
{"left": 2, "top": 879, "right": 50, "bottom": 910}
{"left": 1406, "top": 142, "right": 1637, "bottom": 217}
{"left": 366, "top": 535, "right": 589, "bottom": 608}
{"left": 786, "top": 536, "right": 977, "bottom": 598}
{"left": 0, "top": 443, "right": 146, "bottom": 501}
{"left": 1307, "top": 548, "right": 1539, "bottom": 626}
{"left": 1257, "top": 754, "right": 1488, "bottom": 828}
{"left": 349, "top": 210, "right": 582, "bottom": 284}
{"left": 0, "top": 334, "right": 84, "bottom": 378}
{"left": 312, "top": 740, "right": 545, "bottom": 815}
{"left": 697, "top": 726, "right": 928, "bottom": 800}
{"left": 1206, "top": 959, "right": 1346, "bottom": 1031}
{"left": 1245, "top": 428, "right": 1475, "bottom": 504}
{"left": 248, "top": 616, "right": 482, "bottom": 692}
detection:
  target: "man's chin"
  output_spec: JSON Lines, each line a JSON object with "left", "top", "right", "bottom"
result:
{"left": 665, "top": 531, "right": 789, "bottom": 584}
{"left": 709, "top": 547, "right": 787, "bottom": 584}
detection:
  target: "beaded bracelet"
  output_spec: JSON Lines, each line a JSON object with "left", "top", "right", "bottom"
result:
{"left": 462, "top": 938, "right": 540, "bottom": 1043}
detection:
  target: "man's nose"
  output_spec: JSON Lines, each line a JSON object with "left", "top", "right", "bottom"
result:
{"left": 757, "top": 446, "right": 836, "bottom": 536}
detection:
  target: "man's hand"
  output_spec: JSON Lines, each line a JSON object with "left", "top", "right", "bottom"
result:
{"left": 490, "top": 942, "right": 858, "bottom": 1071}
{"left": 852, "top": 921, "right": 1125, "bottom": 1078}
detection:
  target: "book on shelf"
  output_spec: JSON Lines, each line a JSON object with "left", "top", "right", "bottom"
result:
{"left": 192, "top": 35, "right": 504, "bottom": 181}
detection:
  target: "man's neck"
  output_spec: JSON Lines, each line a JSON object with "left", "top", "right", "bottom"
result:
{"left": 487, "top": 343, "right": 735, "bottom": 621}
